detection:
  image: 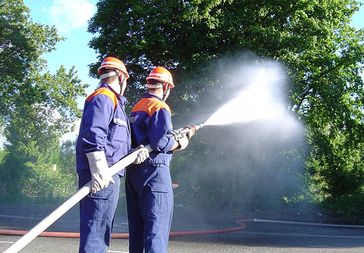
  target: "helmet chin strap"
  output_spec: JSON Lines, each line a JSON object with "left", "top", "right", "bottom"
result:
{"left": 101, "top": 70, "right": 126, "bottom": 95}
{"left": 144, "top": 81, "right": 170, "bottom": 101}
{"left": 107, "top": 80, "right": 121, "bottom": 95}
{"left": 120, "top": 77, "right": 127, "bottom": 95}
{"left": 163, "top": 86, "right": 170, "bottom": 101}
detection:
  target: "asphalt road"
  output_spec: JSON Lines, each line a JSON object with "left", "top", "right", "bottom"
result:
{"left": 1, "top": 219, "right": 364, "bottom": 253}
{"left": 1, "top": 202, "right": 363, "bottom": 252}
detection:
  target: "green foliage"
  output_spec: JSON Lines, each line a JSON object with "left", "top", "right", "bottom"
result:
{"left": 0, "top": 0, "right": 87, "bottom": 126}
{"left": 0, "top": 0, "right": 86, "bottom": 201}
{"left": 0, "top": 0, "right": 60, "bottom": 117}
{"left": 89, "top": 0, "right": 364, "bottom": 220}
{"left": 0, "top": 103, "right": 78, "bottom": 200}
{"left": 59, "top": 140, "right": 78, "bottom": 188}
{"left": 323, "top": 186, "right": 364, "bottom": 223}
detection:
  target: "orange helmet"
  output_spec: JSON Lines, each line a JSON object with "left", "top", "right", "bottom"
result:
{"left": 146, "top": 66, "right": 174, "bottom": 88}
{"left": 97, "top": 56, "right": 129, "bottom": 79}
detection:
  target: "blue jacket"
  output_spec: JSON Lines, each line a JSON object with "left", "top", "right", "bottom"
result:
{"left": 76, "top": 84, "right": 131, "bottom": 175}
{"left": 130, "top": 93, "right": 176, "bottom": 165}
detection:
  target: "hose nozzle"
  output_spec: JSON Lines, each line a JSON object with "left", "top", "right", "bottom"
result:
{"left": 178, "top": 123, "right": 204, "bottom": 138}
{"left": 171, "top": 123, "right": 204, "bottom": 141}
{"left": 185, "top": 123, "right": 204, "bottom": 133}
{"left": 194, "top": 123, "right": 204, "bottom": 131}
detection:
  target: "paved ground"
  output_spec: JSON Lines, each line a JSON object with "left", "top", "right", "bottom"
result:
{"left": 1, "top": 219, "right": 364, "bottom": 252}
{"left": 1, "top": 202, "right": 364, "bottom": 252}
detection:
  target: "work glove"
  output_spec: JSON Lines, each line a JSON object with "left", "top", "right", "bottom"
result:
{"left": 183, "top": 125, "right": 197, "bottom": 139}
{"left": 133, "top": 145, "right": 150, "bottom": 164}
{"left": 171, "top": 128, "right": 189, "bottom": 150}
{"left": 177, "top": 135, "right": 189, "bottom": 150}
{"left": 86, "top": 151, "right": 114, "bottom": 193}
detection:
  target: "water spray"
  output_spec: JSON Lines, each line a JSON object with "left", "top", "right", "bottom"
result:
{"left": 169, "top": 64, "right": 295, "bottom": 140}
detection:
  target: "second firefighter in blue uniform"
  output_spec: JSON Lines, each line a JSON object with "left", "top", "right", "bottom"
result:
{"left": 126, "top": 67, "right": 191, "bottom": 253}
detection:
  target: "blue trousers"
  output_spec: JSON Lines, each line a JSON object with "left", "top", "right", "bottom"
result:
{"left": 126, "top": 163, "right": 173, "bottom": 253}
{"left": 78, "top": 170, "right": 120, "bottom": 253}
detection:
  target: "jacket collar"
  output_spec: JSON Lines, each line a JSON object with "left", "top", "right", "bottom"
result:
{"left": 99, "top": 83, "right": 128, "bottom": 105}
{"left": 144, "top": 92, "right": 163, "bottom": 101}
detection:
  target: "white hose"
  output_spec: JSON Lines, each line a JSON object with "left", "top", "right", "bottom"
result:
{"left": 4, "top": 145, "right": 153, "bottom": 253}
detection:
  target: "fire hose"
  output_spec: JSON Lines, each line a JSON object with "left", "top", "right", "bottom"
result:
{"left": 3, "top": 124, "right": 203, "bottom": 253}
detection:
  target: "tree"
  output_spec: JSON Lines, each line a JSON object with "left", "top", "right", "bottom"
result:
{"left": 59, "top": 140, "right": 78, "bottom": 190}
{"left": 0, "top": 0, "right": 59, "bottom": 118}
{"left": 0, "top": 68, "right": 84, "bottom": 200}
{"left": 1, "top": 0, "right": 87, "bottom": 126}
{"left": 88, "top": 0, "right": 364, "bottom": 219}
{"left": 0, "top": 0, "right": 87, "bottom": 200}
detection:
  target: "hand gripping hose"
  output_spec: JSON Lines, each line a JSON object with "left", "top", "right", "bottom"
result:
{"left": 3, "top": 145, "right": 153, "bottom": 253}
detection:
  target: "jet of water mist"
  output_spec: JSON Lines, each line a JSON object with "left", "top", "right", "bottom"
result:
{"left": 203, "top": 66, "right": 287, "bottom": 127}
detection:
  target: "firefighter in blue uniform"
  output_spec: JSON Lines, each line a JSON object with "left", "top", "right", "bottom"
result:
{"left": 76, "top": 56, "right": 148, "bottom": 253}
{"left": 126, "top": 67, "right": 194, "bottom": 253}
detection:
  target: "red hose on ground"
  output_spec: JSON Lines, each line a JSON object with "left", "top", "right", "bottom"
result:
{"left": 0, "top": 219, "right": 245, "bottom": 239}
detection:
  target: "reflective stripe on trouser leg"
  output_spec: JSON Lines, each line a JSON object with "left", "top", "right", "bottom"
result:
{"left": 78, "top": 170, "right": 120, "bottom": 253}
